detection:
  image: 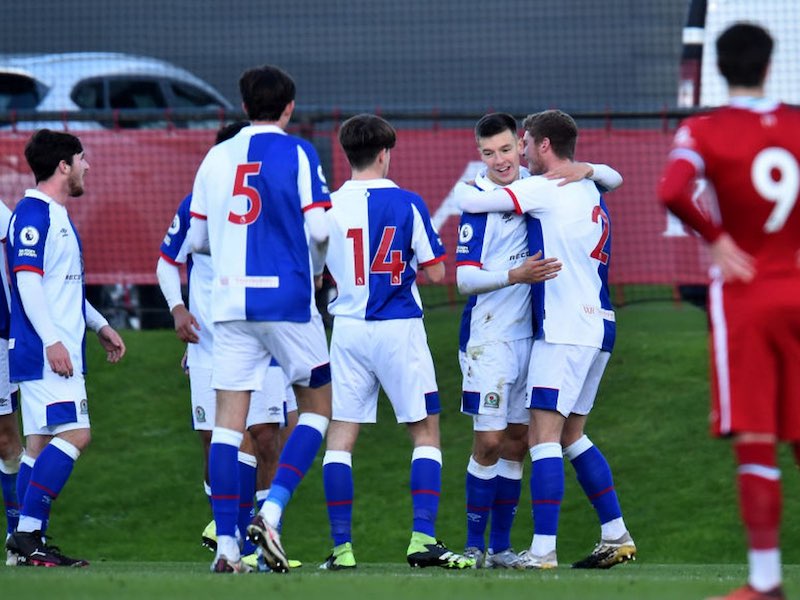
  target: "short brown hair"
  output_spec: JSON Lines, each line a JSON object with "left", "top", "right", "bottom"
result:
{"left": 238, "top": 65, "right": 295, "bottom": 121}
{"left": 24, "top": 129, "right": 83, "bottom": 183}
{"left": 522, "top": 110, "right": 578, "bottom": 160}
{"left": 338, "top": 114, "right": 396, "bottom": 170}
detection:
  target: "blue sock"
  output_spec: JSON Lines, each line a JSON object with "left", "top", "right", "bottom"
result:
{"left": 490, "top": 459, "right": 523, "bottom": 553}
{"left": 0, "top": 468, "right": 19, "bottom": 535}
{"left": 19, "top": 439, "right": 78, "bottom": 531}
{"left": 530, "top": 444, "right": 564, "bottom": 538}
{"left": 209, "top": 428, "right": 243, "bottom": 539}
{"left": 411, "top": 447, "right": 442, "bottom": 538}
{"left": 323, "top": 451, "right": 353, "bottom": 547}
{"left": 16, "top": 456, "right": 33, "bottom": 515}
{"left": 565, "top": 436, "right": 622, "bottom": 526}
{"left": 465, "top": 457, "right": 496, "bottom": 550}
{"left": 238, "top": 453, "right": 257, "bottom": 554}
{"left": 267, "top": 414, "right": 327, "bottom": 511}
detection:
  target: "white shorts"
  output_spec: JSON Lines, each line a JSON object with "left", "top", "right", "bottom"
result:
{"left": 0, "top": 338, "right": 19, "bottom": 416}
{"left": 190, "top": 365, "right": 288, "bottom": 430}
{"left": 527, "top": 341, "right": 610, "bottom": 417}
{"left": 460, "top": 337, "right": 532, "bottom": 432}
{"left": 19, "top": 371, "right": 90, "bottom": 436}
{"left": 331, "top": 317, "right": 439, "bottom": 424}
{"left": 211, "top": 316, "right": 331, "bottom": 391}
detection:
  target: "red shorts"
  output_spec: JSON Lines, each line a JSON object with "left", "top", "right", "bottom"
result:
{"left": 708, "top": 275, "right": 800, "bottom": 441}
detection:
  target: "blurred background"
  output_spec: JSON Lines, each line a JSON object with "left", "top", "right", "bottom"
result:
{"left": 1, "top": 0, "right": 797, "bottom": 324}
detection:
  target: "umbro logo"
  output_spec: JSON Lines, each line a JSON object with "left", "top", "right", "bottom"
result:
{"left": 60, "top": 228, "right": 69, "bottom": 237}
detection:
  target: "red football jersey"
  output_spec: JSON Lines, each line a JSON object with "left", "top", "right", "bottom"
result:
{"left": 665, "top": 99, "right": 800, "bottom": 278}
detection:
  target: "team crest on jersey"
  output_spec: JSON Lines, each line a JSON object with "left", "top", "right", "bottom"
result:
{"left": 195, "top": 406, "right": 206, "bottom": 423}
{"left": 168, "top": 215, "right": 181, "bottom": 235}
{"left": 459, "top": 223, "right": 474, "bottom": 243}
{"left": 20, "top": 226, "right": 39, "bottom": 246}
{"left": 79, "top": 399, "right": 88, "bottom": 415}
{"left": 483, "top": 392, "right": 500, "bottom": 409}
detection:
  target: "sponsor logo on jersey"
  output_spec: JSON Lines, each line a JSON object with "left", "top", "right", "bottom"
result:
{"left": 456, "top": 244, "right": 469, "bottom": 254}
{"left": 79, "top": 399, "right": 89, "bottom": 415}
{"left": 508, "top": 249, "right": 530, "bottom": 262}
{"left": 20, "top": 226, "right": 39, "bottom": 246}
{"left": 17, "top": 248, "right": 37, "bottom": 258}
{"left": 195, "top": 406, "right": 206, "bottom": 423}
{"left": 483, "top": 392, "right": 500, "bottom": 409}
{"left": 459, "top": 223, "right": 474, "bottom": 243}
{"left": 65, "top": 273, "right": 83, "bottom": 282}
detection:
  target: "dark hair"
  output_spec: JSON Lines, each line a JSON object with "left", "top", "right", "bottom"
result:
{"left": 522, "top": 110, "right": 578, "bottom": 160}
{"left": 238, "top": 65, "right": 296, "bottom": 121}
{"left": 475, "top": 112, "right": 518, "bottom": 140}
{"left": 215, "top": 120, "right": 249, "bottom": 145}
{"left": 24, "top": 129, "right": 83, "bottom": 183}
{"left": 716, "top": 23, "right": 773, "bottom": 88}
{"left": 338, "top": 114, "right": 396, "bottom": 170}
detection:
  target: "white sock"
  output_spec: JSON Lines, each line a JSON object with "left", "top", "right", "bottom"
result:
{"left": 600, "top": 517, "right": 627, "bottom": 541}
{"left": 748, "top": 548, "right": 781, "bottom": 592}
{"left": 217, "top": 535, "right": 240, "bottom": 561}
{"left": 530, "top": 534, "right": 556, "bottom": 556}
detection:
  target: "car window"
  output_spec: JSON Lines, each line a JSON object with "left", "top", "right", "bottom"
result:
{"left": 0, "top": 73, "right": 42, "bottom": 110}
{"left": 169, "top": 81, "right": 224, "bottom": 109}
{"left": 72, "top": 79, "right": 105, "bottom": 110}
{"left": 108, "top": 79, "right": 167, "bottom": 110}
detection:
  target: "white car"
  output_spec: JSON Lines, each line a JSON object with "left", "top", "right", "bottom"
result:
{"left": 0, "top": 52, "right": 233, "bottom": 129}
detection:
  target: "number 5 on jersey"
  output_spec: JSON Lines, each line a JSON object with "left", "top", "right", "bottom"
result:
{"left": 346, "top": 227, "right": 406, "bottom": 286}
{"left": 228, "top": 162, "right": 262, "bottom": 225}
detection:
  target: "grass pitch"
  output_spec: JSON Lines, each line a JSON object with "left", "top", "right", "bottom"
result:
{"left": 2, "top": 300, "right": 798, "bottom": 596}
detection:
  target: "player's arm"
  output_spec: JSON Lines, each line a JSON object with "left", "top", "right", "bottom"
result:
{"left": 544, "top": 162, "right": 623, "bottom": 191}
{"left": 456, "top": 182, "right": 517, "bottom": 214}
{"left": 457, "top": 251, "right": 561, "bottom": 294}
{"left": 305, "top": 208, "right": 329, "bottom": 277}
{"left": 16, "top": 270, "right": 72, "bottom": 377}
{"left": 156, "top": 256, "right": 200, "bottom": 343}
{"left": 657, "top": 154, "right": 754, "bottom": 282}
{"left": 85, "top": 300, "right": 126, "bottom": 363}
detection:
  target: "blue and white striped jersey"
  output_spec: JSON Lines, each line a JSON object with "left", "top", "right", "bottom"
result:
{"left": 7, "top": 190, "right": 87, "bottom": 380}
{"left": 456, "top": 169, "right": 533, "bottom": 352}
{"left": 325, "top": 178, "right": 446, "bottom": 320}
{"left": 505, "top": 177, "right": 615, "bottom": 352}
{"left": 189, "top": 124, "right": 331, "bottom": 323}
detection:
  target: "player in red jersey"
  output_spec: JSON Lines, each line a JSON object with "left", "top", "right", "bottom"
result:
{"left": 657, "top": 23, "right": 800, "bottom": 600}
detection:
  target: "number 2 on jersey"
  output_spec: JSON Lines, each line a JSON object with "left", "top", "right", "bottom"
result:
{"left": 346, "top": 227, "right": 406, "bottom": 286}
{"left": 751, "top": 147, "right": 800, "bottom": 233}
{"left": 590, "top": 205, "right": 610, "bottom": 264}
{"left": 228, "top": 162, "right": 262, "bottom": 225}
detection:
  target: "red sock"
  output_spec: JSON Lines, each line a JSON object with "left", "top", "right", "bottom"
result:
{"left": 734, "top": 442, "right": 781, "bottom": 550}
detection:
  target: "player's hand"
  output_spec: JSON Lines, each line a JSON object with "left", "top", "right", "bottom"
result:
{"left": 46, "top": 341, "right": 74, "bottom": 378}
{"left": 710, "top": 233, "right": 755, "bottom": 283}
{"left": 97, "top": 325, "right": 126, "bottom": 363}
{"left": 508, "top": 251, "right": 562, "bottom": 284}
{"left": 172, "top": 305, "right": 200, "bottom": 344}
{"left": 544, "top": 162, "right": 593, "bottom": 186}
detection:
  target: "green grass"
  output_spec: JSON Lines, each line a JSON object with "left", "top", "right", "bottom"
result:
{"left": 3, "top": 300, "right": 799, "bottom": 594}
{"left": 1, "top": 563, "right": 798, "bottom": 599}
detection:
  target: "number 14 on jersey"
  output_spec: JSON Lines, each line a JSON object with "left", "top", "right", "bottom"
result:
{"left": 346, "top": 227, "right": 407, "bottom": 286}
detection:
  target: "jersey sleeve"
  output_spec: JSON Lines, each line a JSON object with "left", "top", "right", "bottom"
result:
{"left": 9, "top": 201, "right": 50, "bottom": 275}
{"left": 189, "top": 152, "right": 212, "bottom": 220}
{"left": 409, "top": 195, "right": 446, "bottom": 266}
{"left": 297, "top": 140, "right": 331, "bottom": 213}
{"left": 455, "top": 211, "right": 488, "bottom": 267}
{"left": 159, "top": 194, "right": 192, "bottom": 265}
{"left": 504, "top": 176, "right": 554, "bottom": 215}
{"left": 657, "top": 120, "right": 724, "bottom": 243}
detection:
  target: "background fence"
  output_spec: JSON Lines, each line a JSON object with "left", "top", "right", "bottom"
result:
{"left": 2, "top": 0, "right": 794, "bottom": 325}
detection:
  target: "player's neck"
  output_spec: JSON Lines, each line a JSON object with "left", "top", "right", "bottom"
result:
{"left": 351, "top": 164, "right": 386, "bottom": 181}
{"left": 37, "top": 179, "right": 68, "bottom": 206}
{"left": 729, "top": 85, "right": 765, "bottom": 99}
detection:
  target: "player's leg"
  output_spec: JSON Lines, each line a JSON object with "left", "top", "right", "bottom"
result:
{"left": 319, "top": 320, "right": 376, "bottom": 570}
{"left": 0, "top": 405, "right": 23, "bottom": 544}
{"left": 320, "top": 421, "right": 360, "bottom": 570}
{"left": 565, "top": 350, "right": 635, "bottom": 569}
{"left": 188, "top": 367, "right": 216, "bottom": 550}
{"left": 248, "top": 317, "right": 330, "bottom": 572}
{"left": 487, "top": 340, "right": 531, "bottom": 568}
{"left": 10, "top": 374, "right": 90, "bottom": 567}
{"left": 208, "top": 320, "right": 263, "bottom": 573}
{"left": 465, "top": 429, "right": 501, "bottom": 564}
{"left": 488, "top": 423, "right": 527, "bottom": 566}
